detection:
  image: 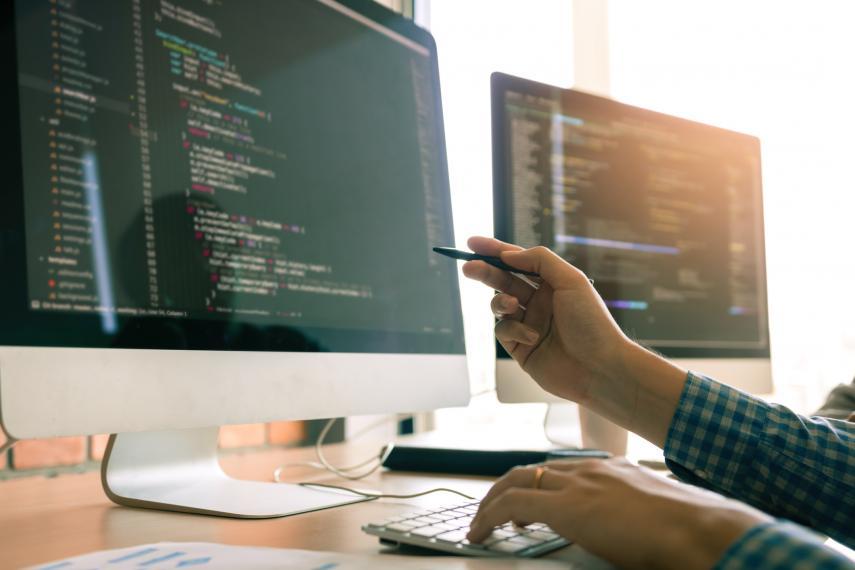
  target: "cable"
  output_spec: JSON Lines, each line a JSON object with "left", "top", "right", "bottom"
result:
{"left": 273, "top": 388, "right": 499, "bottom": 483}
{"left": 273, "top": 415, "right": 403, "bottom": 483}
{"left": 313, "top": 417, "right": 396, "bottom": 480}
{"left": 298, "top": 481, "right": 476, "bottom": 501}
{"left": 0, "top": 435, "right": 17, "bottom": 455}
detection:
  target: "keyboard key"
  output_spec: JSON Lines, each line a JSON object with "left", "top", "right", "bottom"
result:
{"left": 493, "top": 528, "right": 518, "bottom": 538}
{"left": 507, "top": 535, "right": 543, "bottom": 547}
{"left": 487, "top": 540, "right": 530, "bottom": 553}
{"left": 527, "top": 530, "right": 560, "bottom": 541}
{"left": 435, "top": 529, "right": 470, "bottom": 543}
{"left": 361, "top": 500, "right": 569, "bottom": 558}
{"left": 385, "top": 522, "right": 418, "bottom": 532}
{"left": 410, "top": 525, "right": 447, "bottom": 538}
{"left": 431, "top": 522, "right": 458, "bottom": 532}
{"left": 430, "top": 512, "right": 458, "bottom": 522}
{"left": 446, "top": 519, "right": 471, "bottom": 530}
{"left": 482, "top": 530, "right": 516, "bottom": 545}
{"left": 500, "top": 522, "right": 520, "bottom": 531}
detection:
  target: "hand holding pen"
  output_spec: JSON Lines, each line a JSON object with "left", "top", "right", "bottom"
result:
{"left": 433, "top": 245, "right": 593, "bottom": 289}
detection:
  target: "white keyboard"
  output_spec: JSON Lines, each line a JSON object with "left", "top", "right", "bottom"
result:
{"left": 362, "top": 500, "right": 569, "bottom": 557}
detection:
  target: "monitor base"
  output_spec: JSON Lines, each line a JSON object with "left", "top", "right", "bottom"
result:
{"left": 101, "top": 427, "right": 370, "bottom": 518}
{"left": 543, "top": 402, "right": 583, "bottom": 447}
{"left": 544, "top": 403, "right": 628, "bottom": 457}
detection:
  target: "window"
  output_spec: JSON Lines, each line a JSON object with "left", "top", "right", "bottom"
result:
{"left": 417, "top": 0, "right": 574, "bottom": 430}
{"left": 609, "top": 0, "right": 855, "bottom": 410}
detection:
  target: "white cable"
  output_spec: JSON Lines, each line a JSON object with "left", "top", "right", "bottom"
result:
{"left": 273, "top": 388, "right": 498, "bottom": 484}
{"left": 298, "top": 481, "right": 476, "bottom": 501}
{"left": 0, "top": 436, "right": 17, "bottom": 456}
{"left": 273, "top": 415, "right": 403, "bottom": 483}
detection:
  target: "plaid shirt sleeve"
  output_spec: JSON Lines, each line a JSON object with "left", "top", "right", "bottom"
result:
{"left": 714, "top": 521, "right": 854, "bottom": 570}
{"left": 664, "top": 372, "right": 855, "bottom": 562}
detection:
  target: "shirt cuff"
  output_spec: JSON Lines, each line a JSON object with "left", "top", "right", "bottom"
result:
{"left": 663, "top": 371, "right": 766, "bottom": 495}
{"left": 714, "top": 521, "right": 853, "bottom": 570}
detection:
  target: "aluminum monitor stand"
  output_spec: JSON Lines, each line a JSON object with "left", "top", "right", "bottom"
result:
{"left": 101, "top": 427, "right": 369, "bottom": 518}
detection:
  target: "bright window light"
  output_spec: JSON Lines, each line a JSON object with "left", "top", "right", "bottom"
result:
{"left": 418, "top": 1, "right": 574, "bottom": 400}
{"left": 609, "top": 0, "right": 855, "bottom": 410}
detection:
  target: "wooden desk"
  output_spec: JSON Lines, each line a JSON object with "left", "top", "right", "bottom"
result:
{"left": 0, "top": 440, "right": 607, "bottom": 569}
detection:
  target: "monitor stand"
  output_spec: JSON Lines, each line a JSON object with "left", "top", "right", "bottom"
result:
{"left": 101, "top": 427, "right": 370, "bottom": 518}
{"left": 544, "top": 403, "right": 628, "bottom": 456}
{"left": 543, "top": 402, "right": 583, "bottom": 447}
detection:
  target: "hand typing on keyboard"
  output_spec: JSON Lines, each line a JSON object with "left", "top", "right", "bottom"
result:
{"left": 466, "top": 458, "right": 768, "bottom": 568}
{"left": 363, "top": 500, "right": 569, "bottom": 557}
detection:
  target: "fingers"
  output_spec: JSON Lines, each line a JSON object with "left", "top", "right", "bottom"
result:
{"left": 477, "top": 465, "right": 564, "bottom": 516}
{"left": 494, "top": 319, "right": 540, "bottom": 346}
{"left": 491, "top": 293, "right": 525, "bottom": 320}
{"left": 543, "top": 458, "right": 611, "bottom": 471}
{"left": 462, "top": 260, "right": 538, "bottom": 303}
{"left": 467, "top": 488, "right": 553, "bottom": 543}
{"left": 496, "top": 336, "right": 520, "bottom": 362}
{"left": 500, "top": 246, "right": 588, "bottom": 289}
{"left": 477, "top": 467, "right": 537, "bottom": 510}
{"left": 467, "top": 236, "right": 523, "bottom": 257}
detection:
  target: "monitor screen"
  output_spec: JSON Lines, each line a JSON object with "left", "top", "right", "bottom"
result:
{"left": 492, "top": 73, "right": 769, "bottom": 358}
{"left": 1, "top": 0, "right": 464, "bottom": 356}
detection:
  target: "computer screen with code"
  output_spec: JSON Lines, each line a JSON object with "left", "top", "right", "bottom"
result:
{"left": 3, "top": 0, "right": 464, "bottom": 354}
{"left": 493, "top": 74, "right": 769, "bottom": 354}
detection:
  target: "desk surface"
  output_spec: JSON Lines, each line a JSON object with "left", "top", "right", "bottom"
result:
{"left": 0, "top": 439, "right": 608, "bottom": 569}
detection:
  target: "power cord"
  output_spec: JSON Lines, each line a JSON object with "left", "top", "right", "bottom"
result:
{"left": 0, "top": 435, "right": 17, "bottom": 455}
{"left": 273, "top": 391, "right": 498, "bottom": 500}
{"left": 273, "top": 388, "right": 499, "bottom": 484}
{"left": 273, "top": 415, "right": 402, "bottom": 483}
{"left": 298, "top": 482, "right": 476, "bottom": 501}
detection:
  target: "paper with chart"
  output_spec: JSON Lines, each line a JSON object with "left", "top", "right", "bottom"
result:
{"left": 29, "top": 541, "right": 613, "bottom": 570}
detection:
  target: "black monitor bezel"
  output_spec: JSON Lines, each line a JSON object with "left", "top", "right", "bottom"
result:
{"left": 0, "top": 0, "right": 464, "bottom": 355}
{"left": 490, "top": 72, "right": 770, "bottom": 360}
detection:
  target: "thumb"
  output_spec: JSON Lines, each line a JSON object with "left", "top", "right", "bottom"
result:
{"left": 500, "top": 246, "right": 587, "bottom": 288}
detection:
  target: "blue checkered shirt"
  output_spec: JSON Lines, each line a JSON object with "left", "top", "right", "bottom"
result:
{"left": 665, "top": 372, "right": 854, "bottom": 569}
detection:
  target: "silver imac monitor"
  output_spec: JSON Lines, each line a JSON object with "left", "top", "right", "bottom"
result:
{"left": 0, "top": 0, "right": 468, "bottom": 518}
{"left": 491, "top": 72, "right": 772, "bottom": 407}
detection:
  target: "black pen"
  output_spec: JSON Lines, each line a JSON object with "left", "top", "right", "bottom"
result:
{"left": 432, "top": 247, "right": 540, "bottom": 278}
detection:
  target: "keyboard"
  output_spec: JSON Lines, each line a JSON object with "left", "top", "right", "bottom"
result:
{"left": 362, "top": 500, "right": 569, "bottom": 557}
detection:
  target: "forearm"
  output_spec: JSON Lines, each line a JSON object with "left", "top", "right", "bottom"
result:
{"left": 664, "top": 373, "right": 855, "bottom": 547}
{"left": 672, "top": 503, "right": 770, "bottom": 570}
{"left": 582, "top": 339, "right": 688, "bottom": 448}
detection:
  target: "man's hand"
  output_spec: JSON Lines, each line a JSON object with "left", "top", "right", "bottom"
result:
{"left": 462, "top": 236, "right": 630, "bottom": 405}
{"left": 467, "top": 458, "right": 770, "bottom": 570}
{"left": 462, "top": 237, "right": 688, "bottom": 446}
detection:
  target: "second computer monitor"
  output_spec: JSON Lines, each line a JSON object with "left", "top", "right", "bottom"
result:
{"left": 491, "top": 73, "right": 771, "bottom": 400}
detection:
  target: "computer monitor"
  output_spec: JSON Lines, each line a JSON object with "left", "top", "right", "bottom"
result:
{"left": 491, "top": 72, "right": 772, "bottom": 409}
{"left": 0, "top": 0, "right": 468, "bottom": 518}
